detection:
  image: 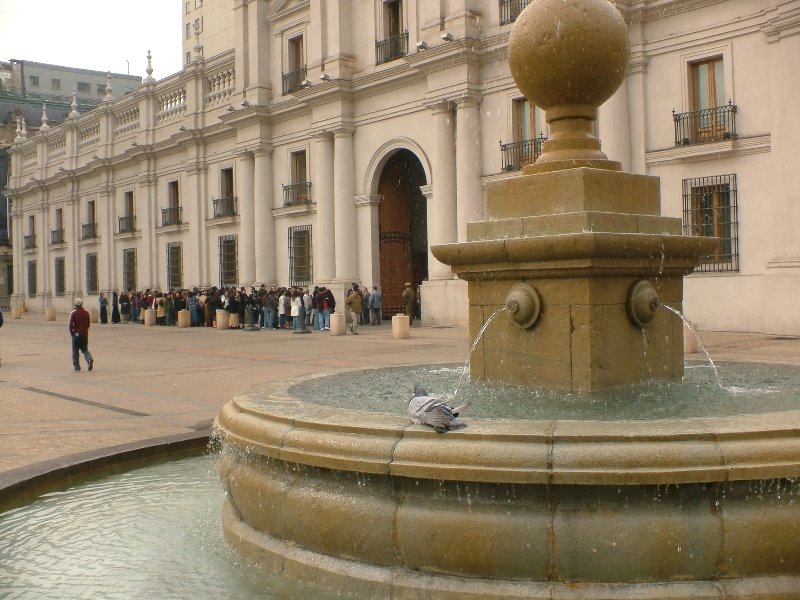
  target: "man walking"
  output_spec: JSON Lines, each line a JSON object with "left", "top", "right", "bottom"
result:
{"left": 69, "top": 298, "right": 94, "bottom": 371}
{"left": 370, "top": 285, "right": 382, "bottom": 325}
{"left": 345, "top": 287, "right": 363, "bottom": 335}
{"left": 402, "top": 282, "right": 416, "bottom": 326}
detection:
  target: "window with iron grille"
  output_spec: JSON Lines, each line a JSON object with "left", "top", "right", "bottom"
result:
{"left": 499, "top": 0, "right": 530, "bottom": 25}
{"left": 682, "top": 174, "right": 739, "bottom": 272}
{"left": 27, "top": 261, "right": 37, "bottom": 297}
{"left": 288, "top": 225, "right": 312, "bottom": 287}
{"left": 86, "top": 253, "right": 99, "bottom": 295}
{"left": 219, "top": 235, "right": 238, "bottom": 287}
{"left": 122, "top": 248, "right": 137, "bottom": 292}
{"left": 54, "top": 257, "right": 66, "bottom": 296}
{"left": 166, "top": 242, "right": 183, "bottom": 290}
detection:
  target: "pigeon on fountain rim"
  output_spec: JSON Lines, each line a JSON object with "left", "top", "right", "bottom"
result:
{"left": 408, "top": 384, "right": 470, "bottom": 433}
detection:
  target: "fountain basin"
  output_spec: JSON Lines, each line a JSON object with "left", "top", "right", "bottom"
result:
{"left": 216, "top": 377, "right": 800, "bottom": 599}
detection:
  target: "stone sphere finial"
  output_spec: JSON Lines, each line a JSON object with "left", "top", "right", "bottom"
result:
{"left": 508, "top": 0, "right": 630, "bottom": 171}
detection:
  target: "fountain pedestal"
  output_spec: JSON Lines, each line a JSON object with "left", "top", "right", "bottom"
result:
{"left": 433, "top": 167, "right": 716, "bottom": 392}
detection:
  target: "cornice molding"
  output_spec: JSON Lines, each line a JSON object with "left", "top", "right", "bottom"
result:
{"left": 762, "top": 6, "right": 800, "bottom": 43}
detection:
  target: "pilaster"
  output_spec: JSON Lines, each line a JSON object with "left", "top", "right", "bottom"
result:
{"left": 455, "top": 95, "right": 483, "bottom": 243}
{"left": 428, "top": 101, "right": 457, "bottom": 280}
{"left": 333, "top": 128, "right": 357, "bottom": 283}
{"left": 254, "top": 147, "right": 276, "bottom": 285}
{"left": 313, "top": 131, "right": 335, "bottom": 284}
{"left": 236, "top": 150, "right": 256, "bottom": 286}
{"left": 354, "top": 194, "right": 381, "bottom": 288}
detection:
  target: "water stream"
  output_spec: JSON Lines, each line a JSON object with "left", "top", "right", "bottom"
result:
{"left": 662, "top": 304, "right": 723, "bottom": 388}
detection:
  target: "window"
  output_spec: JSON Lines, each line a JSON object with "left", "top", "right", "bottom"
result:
{"left": 51, "top": 208, "right": 64, "bottom": 245}
{"left": 673, "top": 56, "right": 736, "bottom": 145}
{"left": 186, "top": 52, "right": 191, "bottom": 65}
{"left": 682, "top": 174, "right": 738, "bottom": 272}
{"left": 54, "top": 257, "right": 66, "bottom": 296}
{"left": 185, "top": 1, "right": 191, "bottom": 13}
{"left": 29, "top": 75, "right": 39, "bottom": 87}
{"left": 195, "top": 0, "right": 202, "bottom": 7}
{"left": 77, "top": 81, "right": 90, "bottom": 93}
{"left": 288, "top": 225, "right": 312, "bottom": 287}
{"left": 499, "top": 0, "right": 530, "bottom": 25}
{"left": 376, "top": 0, "right": 408, "bottom": 65}
{"left": 283, "top": 35, "right": 307, "bottom": 94}
{"left": 283, "top": 150, "right": 311, "bottom": 206}
{"left": 82, "top": 200, "right": 97, "bottom": 239}
{"left": 51, "top": 78, "right": 61, "bottom": 91}
{"left": 86, "top": 253, "right": 99, "bottom": 294}
{"left": 27, "top": 261, "right": 37, "bottom": 297}
{"left": 221, "top": 167, "right": 234, "bottom": 198}
{"left": 166, "top": 242, "right": 183, "bottom": 290}
{"left": 120, "top": 191, "right": 135, "bottom": 233}
{"left": 501, "top": 98, "right": 547, "bottom": 171}
{"left": 163, "top": 181, "right": 182, "bottom": 226}
{"left": 219, "top": 235, "right": 238, "bottom": 287}
{"left": 97, "top": 83, "right": 106, "bottom": 95}
{"left": 24, "top": 215, "right": 35, "bottom": 249}
{"left": 186, "top": 22, "right": 192, "bottom": 38}
{"left": 122, "top": 248, "right": 137, "bottom": 292}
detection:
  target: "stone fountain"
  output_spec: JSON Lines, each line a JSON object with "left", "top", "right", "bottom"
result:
{"left": 215, "top": 1, "right": 800, "bottom": 597}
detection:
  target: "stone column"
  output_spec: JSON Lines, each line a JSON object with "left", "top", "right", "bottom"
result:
{"left": 354, "top": 194, "right": 381, "bottom": 287}
{"left": 625, "top": 51, "right": 649, "bottom": 175}
{"left": 333, "top": 128, "right": 357, "bottom": 282}
{"left": 254, "top": 147, "right": 276, "bottom": 285}
{"left": 455, "top": 96, "right": 484, "bottom": 243}
{"left": 98, "top": 180, "right": 116, "bottom": 291}
{"left": 428, "top": 101, "right": 457, "bottom": 280}
{"left": 599, "top": 80, "right": 632, "bottom": 172}
{"left": 185, "top": 157, "right": 208, "bottom": 288}
{"left": 313, "top": 132, "right": 335, "bottom": 283}
{"left": 67, "top": 190, "right": 81, "bottom": 297}
{"left": 237, "top": 151, "right": 256, "bottom": 286}
{"left": 136, "top": 172, "right": 157, "bottom": 290}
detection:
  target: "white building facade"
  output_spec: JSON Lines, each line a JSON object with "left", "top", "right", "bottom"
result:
{"left": 6, "top": 0, "right": 800, "bottom": 333}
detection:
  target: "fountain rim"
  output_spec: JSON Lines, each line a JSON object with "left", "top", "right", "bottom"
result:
{"left": 216, "top": 370, "right": 800, "bottom": 486}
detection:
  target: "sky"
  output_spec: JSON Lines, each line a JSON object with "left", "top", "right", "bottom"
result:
{"left": 0, "top": 0, "right": 183, "bottom": 79}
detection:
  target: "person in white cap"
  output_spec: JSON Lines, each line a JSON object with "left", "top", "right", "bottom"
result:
{"left": 68, "top": 298, "right": 94, "bottom": 372}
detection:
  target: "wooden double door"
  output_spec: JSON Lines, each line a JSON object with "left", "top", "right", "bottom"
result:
{"left": 378, "top": 150, "right": 427, "bottom": 318}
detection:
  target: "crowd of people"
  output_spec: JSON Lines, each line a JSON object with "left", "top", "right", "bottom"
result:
{"left": 94, "top": 284, "right": 387, "bottom": 332}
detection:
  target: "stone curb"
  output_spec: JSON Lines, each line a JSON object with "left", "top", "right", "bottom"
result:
{"left": 0, "top": 430, "right": 212, "bottom": 514}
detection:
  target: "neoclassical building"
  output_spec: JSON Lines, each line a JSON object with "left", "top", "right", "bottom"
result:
{"left": 5, "top": 0, "right": 800, "bottom": 333}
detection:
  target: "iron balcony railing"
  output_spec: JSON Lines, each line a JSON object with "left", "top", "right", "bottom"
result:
{"left": 213, "top": 196, "right": 237, "bottom": 218}
{"left": 282, "top": 182, "right": 312, "bottom": 207}
{"left": 499, "top": 0, "right": 530, "bottom": 25}
{"left": 376, "top": 31, "right": 409, "bottom": 65}
{"left": 50, "top": 229, "right": 65, "bottom": 245}
{"left": 282, "top": 65, "right": 307, "bottom": 95}
{"left": 674, "top": 102, "right": 738, "bottom": 146}
{"left": 81, "top": 223, "right": 97, "bottom": 239}
{"left": 500, "top": 134, "right": 547, "bottom": 172}
{"left": 161, "top": 206, "right": 183, "bottom": 226}
{"left": 23, "top": 234, "right": 36, "bottom": 250}
{"left": 118, "top": 215, "right": 136, "bottom": 234}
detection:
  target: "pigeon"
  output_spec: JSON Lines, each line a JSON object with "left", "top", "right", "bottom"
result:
{"left": 408, "top": 384, "right": 470, "bottom": 433}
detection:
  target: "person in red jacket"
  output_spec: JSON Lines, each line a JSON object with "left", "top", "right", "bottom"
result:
{"left": 68, "top": 298, "right": 94, "bottom": 372}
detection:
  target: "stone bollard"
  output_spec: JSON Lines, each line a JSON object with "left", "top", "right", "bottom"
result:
{"left": 88, "top": 308, "right": 99, "bottom": 323}
{"left": 329, "top": 312, "right": 346, "bottom": 336}
{"left": 683, "top": 320, "right": 698, "bottom": 355}
{"left": 144, "top": 308, "right": 156, "bottom": 326}
{"left": 177, "top": 309, "right": 191, "bottom": 328}
{"left": 45, "top": 308, "right": 56, "bottom": 321}
{"left": 12, "top": 308, "right": 22, "bottom": 319}
{"left": 392, "top": 315, "right": 410, "bottom": 339}
{"left": 216, "top": 310, "right": 229, "bottom": 330}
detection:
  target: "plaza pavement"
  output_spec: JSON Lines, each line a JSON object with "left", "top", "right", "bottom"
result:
{"left": 1, "top": 314, "right": 800, "bottom": 504}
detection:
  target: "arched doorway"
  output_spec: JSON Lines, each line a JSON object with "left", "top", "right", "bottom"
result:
{"left": 378, "top": 150, "right": 428, "bottom": 317}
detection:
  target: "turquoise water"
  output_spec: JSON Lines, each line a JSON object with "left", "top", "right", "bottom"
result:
{"left": 289, "top": 361, "right": 800, "bottom": 421}
{"left": 0, "top": 454, "right": 276, "bottom": 600}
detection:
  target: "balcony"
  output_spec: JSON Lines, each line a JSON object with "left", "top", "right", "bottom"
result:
{"left": 50, "top": 228, "right": 65, "bottom": 245}
{"left": 674, "top": 102, "right": 738, "bottom": 146}
{"left": 118, "top": 215, "right": 136, "bottom": 234}
{"left": 161, "top": 206, "right": 183, "bottom": 226}
{"left": 376, "top": 31, "right": 409, "bottom": 65}
{"left": 282, "top": 182, "right": 312, "bottom": 207}
{"left": 500, "top": 134, "right": 547, "bottom": 172}
{"left": 499, "top": 0, "right": 530, "bottom": 25}
{"left": 23, "top": 234, "right": 36, "bottom": 250}
{"left": 81, "top": 223, "right": 97, "bottom": 240}
{"left": 282, "top": 65, "right": 307, "bottom": 95}
{"left": 213, "top": 196, "right": 237, "bottom": 218}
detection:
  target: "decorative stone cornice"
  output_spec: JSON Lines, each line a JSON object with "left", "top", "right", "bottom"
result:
{"left": 645, "top": 134, "right": 771, "bottom": 167}
{"left": 762, "top": 5, "right": 800, "bottom": 44}
{"left": 353, "top": 194, "right": 381, "bottom": 208}
{"left": 628, "top": 52, "right": 650, "bottom": 75}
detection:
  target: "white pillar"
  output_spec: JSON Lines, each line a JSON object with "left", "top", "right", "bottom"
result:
{"left": 625, "top": 52, "right": 649, "bottom": 175}
{"left": 354, "top": 194, "right": 381, "bottom": 288}
{"left": 185, "top": 159, "right": 209, "bottom": 288}
{"left": 333, "top": 128, "right": 357, "bottom": 282}
{"left": 237, "top": 151, "right": 256, "bottom": 286}
{"left": 599, "top": 81, "right": 632, "bottom": 172}
{"left": 254, "top": 148, "right": 276, "bottom": 285}
{"left": 313, "top": 132, "right": 335, "bottom": 283}
{"left": 455, "top": 96, "right": 484, "bottom": 242}
{"left": 428, "top": 101, "right": 457, "bottom": 280}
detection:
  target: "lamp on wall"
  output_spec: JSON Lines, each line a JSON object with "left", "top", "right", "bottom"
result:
{"left": 300, "top": 79, "right": 312, "bottom": 88}
{"left": 226, "top": 105, "right": 235, "bottom": 112}
{"left": 319, "top": 73, "right": 331, "bottom": 81}
{"left": 441, "top": 32, "right": 455, "bottom": 41}
{"left": 416, "top": 41, "right": 429, "bottom": 50}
